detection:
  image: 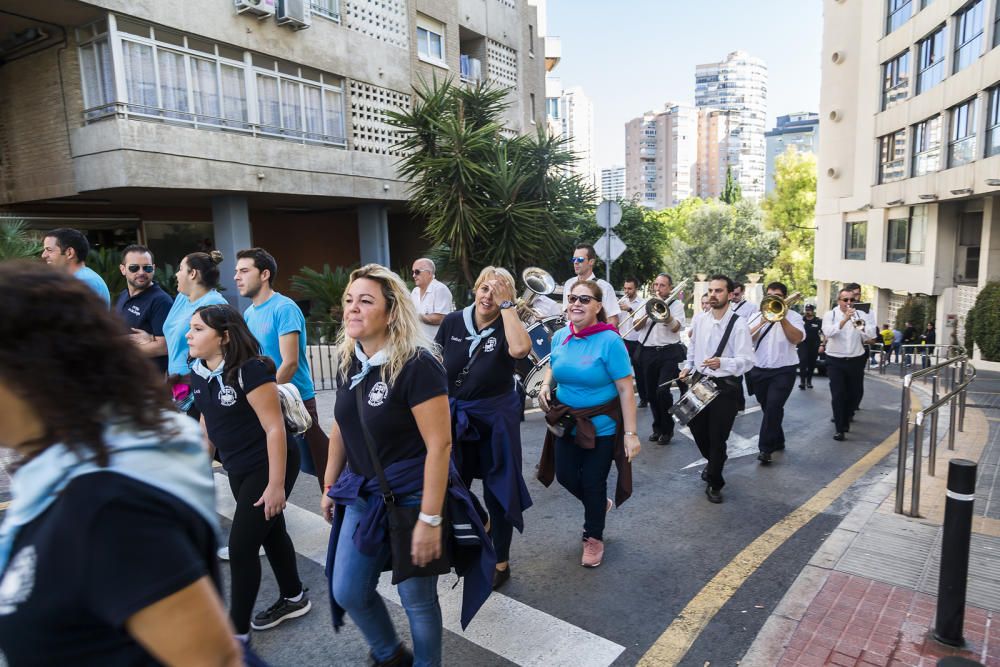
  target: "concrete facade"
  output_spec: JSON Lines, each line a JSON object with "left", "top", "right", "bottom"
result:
{"left": 599, "top": 165, "right": 625, "bottom": 202}
{"left": 815, "top": 0, "right": 1000, "bottom": 353}
{"left": 765, "top": 112, "right": 820, "bottom": 195}
{"left": 624, "top": 103, "right": 698, "bottom": 209}
{"left": 695, "top": 50, "right": 769, "bottom": 201}
{"left": 0, "top": 0, "right": 546, "bottom": 296}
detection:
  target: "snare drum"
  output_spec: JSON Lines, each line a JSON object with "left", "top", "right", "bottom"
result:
{"left": 669, "top": 376, "right": 720, "bottom": 427}
{"left": 526, "top": 321, "right": 554, "bottom": 364}
{"left": 522, "top": 358, "right": 551, "bottom": 398}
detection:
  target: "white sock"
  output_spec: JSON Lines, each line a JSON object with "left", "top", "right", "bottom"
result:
{"left": 286, "top": 591, "right": 304, "bottom": 603}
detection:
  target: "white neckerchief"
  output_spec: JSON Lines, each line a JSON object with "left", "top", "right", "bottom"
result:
{"left": 349, "top": 343, "right": 388, "bottom": 389}
{"left": 462, "top": 305, "right": 495, "bottom": 358}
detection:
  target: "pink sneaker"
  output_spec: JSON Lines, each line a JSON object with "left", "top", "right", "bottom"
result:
{"left": 581, "top": 537, "right": 604, "bottom": 568}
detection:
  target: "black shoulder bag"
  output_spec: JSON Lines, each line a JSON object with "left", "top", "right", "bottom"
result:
{"left": 354, "top": 384, "right": 451, "bottom": 585}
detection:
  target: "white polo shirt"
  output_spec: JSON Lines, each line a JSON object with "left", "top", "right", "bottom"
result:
{"left": 684, "top": 309, "right": 755, "bottom": 378}
{"left": 562, "top": 273, "right": 622, "bottom": 320}
{"left": 730, "top": 299, "right": 758, "bottom": 320}
{"left": 411, "top": 278, "right": 454, "bottom": 340}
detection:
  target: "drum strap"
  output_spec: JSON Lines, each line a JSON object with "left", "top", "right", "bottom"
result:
{"left": 712, "top": 312, "right": 740, "bottom": 359}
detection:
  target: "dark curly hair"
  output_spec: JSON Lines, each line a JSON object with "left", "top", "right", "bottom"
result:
{"left": 0, "top": 261, "right": 175, "bottom": 466}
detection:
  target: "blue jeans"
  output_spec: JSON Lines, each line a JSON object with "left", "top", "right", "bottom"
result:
{"left": 554, "top": 434, "right": 615, "bottom": 540}
{"left": 331, "top": 493, "right": 442, "bottom": 667}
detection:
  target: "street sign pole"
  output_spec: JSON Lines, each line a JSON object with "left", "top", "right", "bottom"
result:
{"left": 595, "top": 201, "right": 623, "bottom": 283}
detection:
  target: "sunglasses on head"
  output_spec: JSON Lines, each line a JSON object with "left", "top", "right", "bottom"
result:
{"left": 567, "top": 294, "right": 596, "bottom": 305}
{"left": 571, "top": 257, "right": 588, "bottom": 264}
{"left": 127, "top": 264, "right": 154, "bottom": 273}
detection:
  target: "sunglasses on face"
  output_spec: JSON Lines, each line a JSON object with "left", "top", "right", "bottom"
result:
{"left": 567, "top": 294, "right": 596, "bottom": 305}
{"left": 412, "top": 268, "right": 428, "bottom": 275}
{"left": 571, "top": 257, "right": 588, "bottom": 264}
{"left": 127, "top": 264, "right": 154, "bottom": 273}
{"left": 840, "top": 297, "right": 858, "bottom": 303}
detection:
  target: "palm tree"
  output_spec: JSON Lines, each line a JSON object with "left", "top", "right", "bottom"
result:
{"left": 0, "top": 218, "right": 42, "bottom": 260}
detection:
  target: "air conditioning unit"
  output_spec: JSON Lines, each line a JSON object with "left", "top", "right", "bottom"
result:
{"left": 235, "top": 0, "right": 276, "bottom": 19}
{"left": 276, "top": 0, "right": 311, "bottom": 29}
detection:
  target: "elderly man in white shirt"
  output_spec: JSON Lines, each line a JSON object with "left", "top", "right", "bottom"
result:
{"left": 562, "top": 244, "right": 621, "bottom": 326}
{"left": 747, "top": 281, "right": 805, "bottom": 465}
{"left": 822, "top": 287, "right": 877, "bottom": 441}
{"left": 410, "top": 257, "right": 454, "bottom": 340}
{"left": 679, "top": 275, "right": 755, "bottom": 504}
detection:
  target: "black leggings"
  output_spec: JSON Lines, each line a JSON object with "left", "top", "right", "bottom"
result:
{"left": 227, "top": 444, "right": 302, "bottom": 634}
{"left": 458, "top": 436, "right": 514, "bottom": 563}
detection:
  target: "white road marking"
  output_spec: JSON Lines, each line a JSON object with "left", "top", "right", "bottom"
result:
{"left": 681, "top": 431, "right": 761, "bottom": 470}
{"left": 213, "top": 474, "right": 626, "bottom": 667}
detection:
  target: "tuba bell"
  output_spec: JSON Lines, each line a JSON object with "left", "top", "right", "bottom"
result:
{"left": 518, "top": 267, "right": 556, "bottom": 321}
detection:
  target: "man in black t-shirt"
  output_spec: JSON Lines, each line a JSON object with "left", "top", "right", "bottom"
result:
{"left": 797, "top": 304, "right": 823, "bottom": 389}
{"left": 115, "top": 244, "right": 174, "bottom": 373}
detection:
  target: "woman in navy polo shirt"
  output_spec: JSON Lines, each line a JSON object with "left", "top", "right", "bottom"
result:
{"left": 536, "top": 280, "right": 641, "bottom": 569}
{"left": 435, "top": 266, "right": 533, "bottom": 590}
{"left": 187, "top": 304, "right": 310, "bottom": 645}
{"left": 321, "top": 265, "right": 494, "bottom": 667}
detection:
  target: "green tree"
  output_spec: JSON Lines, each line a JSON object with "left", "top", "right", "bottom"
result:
{"left": 966, "top": 282, "right": 1000, "bottom": 360}
{"left": 0, "top": 218, "right": 42, "bottom": 260}
{"left": 721, "top": 166, "right": 742, "bottom": 204}
{"left": 762, "top": 149, "right": 818, "bottom": 296}
{"left": 665, "top": 199, "right": 778, "bottom": 284}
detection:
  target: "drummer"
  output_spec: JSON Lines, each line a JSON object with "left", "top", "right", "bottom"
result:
{"left": 435, "top": 267, "right": 534, "bottom": 589}
{"left": 562, "top": 244, "right": 621, "bottom": 327}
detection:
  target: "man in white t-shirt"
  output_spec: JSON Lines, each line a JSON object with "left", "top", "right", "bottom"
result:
{"left": 410, "top": 258, "right": 454, "bottom": 340}
{"left": 561, "top": 244, "right": 621, "bottom": 326}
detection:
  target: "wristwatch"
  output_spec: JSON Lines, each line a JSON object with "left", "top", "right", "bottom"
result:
{"left": 418, "top": 512, "right": 443, "bottom": 527}
{"left": 499, "top": 300, "right": 515, "bottom": 310}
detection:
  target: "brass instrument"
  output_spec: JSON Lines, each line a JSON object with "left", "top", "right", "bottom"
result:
{"left": 619, "top": 279, "right": 687, "bottom": 338}
{"left": 518, "top": 267, "right": 556, "bottom": 322}
{"left": 757, "top": 291, "right": 803, "bottom": 323}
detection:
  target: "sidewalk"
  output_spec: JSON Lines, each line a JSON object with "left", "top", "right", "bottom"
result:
{"left": 743, "top": 368, "right": 1000, "bottom": 667}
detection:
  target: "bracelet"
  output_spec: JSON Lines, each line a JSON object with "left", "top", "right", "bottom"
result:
{"left": 624, "top": 431, "right": 638, "bottom": 437}
{"left": 324, "top": 484, "right": 332, "bottom": 493}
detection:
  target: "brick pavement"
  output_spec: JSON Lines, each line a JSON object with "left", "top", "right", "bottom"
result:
{"left": 776, "top": 572, "right": 998, "bottom": 667}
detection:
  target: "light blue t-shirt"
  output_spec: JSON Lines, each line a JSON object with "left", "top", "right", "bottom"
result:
{"left": 549, "top": 327, "right": 633, "bottom": 437}
{"left": 74, "top": 266, "right": 110, "bottom": 306}
{"left": 244, "top": 292, "right": 315, "bottom": 401}
{"left": 162, "top": 290, "right": 229, "bottom": 375}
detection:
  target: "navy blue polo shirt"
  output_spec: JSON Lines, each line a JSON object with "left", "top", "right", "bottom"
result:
{"left": 115, "top": 283, "right": 174, "bottom": 373}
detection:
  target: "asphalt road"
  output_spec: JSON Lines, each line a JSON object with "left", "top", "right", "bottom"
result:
{"left": 222, "top": 371, "right": 905, "bottom": 666}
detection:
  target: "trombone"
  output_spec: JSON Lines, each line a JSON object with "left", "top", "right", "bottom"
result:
{"left": 619, "top": 279, "right": 687, "bottom": 338}
{"left": 748, "top": 292, "right": 802, "bottom": 337}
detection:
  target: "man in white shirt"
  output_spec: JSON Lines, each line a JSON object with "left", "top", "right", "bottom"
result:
{"left": 638, "top": 273, "right": 687, "bottom": 444}
{"left": 410, "top": 258, "right": 454, "bottom": 340}
{"left": 822, "top": 287, "right": 877, "bottom": 440}
{"left": 679, "top": 275, "right": 755, "bottom": 503}
{"left": 618, "top": 277, "right": 648, "bottom": 408}
{"left": 730, "top": 282, "right": 759, "bottom": 320}
{"left": 562, "top": 244, "right": 621, "bottom": 326}
{"left": 844, "top": 282, "right": 878, "bottom": 414}
{"left": 747, "top": 282, "right": 805, "bottom": 465}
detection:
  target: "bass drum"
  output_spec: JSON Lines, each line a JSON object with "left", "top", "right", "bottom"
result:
{"left": 541, "top": 315, "right": 565, "bottom": 337}
{"left": 522, "top": 357, "right": 551, "bottom": 398}
{"left": 669, "top": 376, "right": 721, "bottom": 427}
{"left": 525, "top": 320, "right": 554, "bottom": 365}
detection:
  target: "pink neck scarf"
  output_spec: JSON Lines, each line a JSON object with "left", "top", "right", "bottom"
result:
{"left": 562, "top": 321, "right": 619, "bottom": 345}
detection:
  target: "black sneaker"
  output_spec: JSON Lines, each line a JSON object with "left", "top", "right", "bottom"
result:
{"left": 757, "top": 451, "right": 772, "bottom": 465}
{"left": 251, "top": 591, "right": 312, "bottom": 630}
{"left": 370, "top": 645, "right": 414, "bottom": 667}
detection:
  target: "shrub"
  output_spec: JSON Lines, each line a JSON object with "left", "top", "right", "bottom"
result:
{"left": 894, "top": 296, "right": 931, "bottom": 332}
{"left": 291, "top": 264, "right": 352, "bottom": 342}
{"left": 0, "top": 219, "right": 42, "bottom": 260}
{"left": 967, "top": 282, "right": 1000, "bottom": 361}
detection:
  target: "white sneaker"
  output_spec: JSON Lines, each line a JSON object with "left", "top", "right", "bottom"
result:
{"left": 217, "top": 546, "right": 265, "bottom": 561}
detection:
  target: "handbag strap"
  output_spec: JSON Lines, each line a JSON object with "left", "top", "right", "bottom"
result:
{"left": 454, "top": 343, "right": 485, "bottom": 388}
{"left": 354, "top": 383, "right": 397, "bottom": 508}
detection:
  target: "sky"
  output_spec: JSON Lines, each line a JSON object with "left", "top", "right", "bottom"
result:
{"left": 545, "top": 0, "right": 823, "bottom": 170}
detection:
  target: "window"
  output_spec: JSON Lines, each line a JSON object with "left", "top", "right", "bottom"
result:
{"left": 845, "top": 221, "right": 867, "bottom": 260}
{"left": 546, "top": 97, "right": 559, "bottom": 118}
{"left": 995, "top": 1, "right": 1000, "bottom": 48}
{"left": 912, "top": 115, "right": 943, "bottom": 175}
{"left": 887, "top": 0, "right": 913, "bottom": 34}
{"left": 886, "top": 206, "right": 926, "bottom": 264}
{"left": 310, "top": 0, "right": 340, "bottom": 22}
{"left": 253, "top": 56, "right": 345, "bottom": 143}
{"left": 530, "top": 93, "right": 536, "bottom": 123}
{"left": 917, "top": 26, "right": 947, "bottom": 94}
{"left": 953, "top": 0, "right": 984, "bottom": 73}
{"left": 920, "top": 0, "right": 934, "bottom": 7}
{"left": 528, "top": 24, "right": 534, "bottom": 56}
{"left": 416, "top": 15, "right": 445, "bottom": 64}
{"left": 77, "top": 24, "right": 115, "bottom": 119}
{"left": 882, "top": 51, "right": 911, "bottom": 110}
{"left": 878, "top": 128, "right": 907, "bottom": 183}
{"left": 948, "top": 98, "right": 977, "bottom": 167}
{"left": 957, "top": 212, "right": 982, "bottom": 282}
{"left": 986, "top": 86, "right": 1000, "bottom": 158}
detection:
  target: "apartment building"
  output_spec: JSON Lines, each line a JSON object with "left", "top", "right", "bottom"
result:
{"left": 0, "top": 0, "right": 546, "bottom": 300}
{"left": 545, "top": 80, "right": 596, "bottom": 190}
{"left": 765, "top": 112, "right": 820, "bottom": 195}
{"left": 695, "top": 50, "right": 769, "bottom": 201}
{"left": 624, "top": 103, "right": 698, "bottom": 209}
{"left": 815, "top": 0, "right": 1000, "bottom": 359}
{"left": 599, "top": 165, "right": 625, "bottom": 202}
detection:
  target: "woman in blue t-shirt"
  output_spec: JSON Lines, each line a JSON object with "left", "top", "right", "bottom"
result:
{"left": 188, "top": 304, "right": 310, "bottom": 645}
{"left": 158, "top": 251, "right": 228, "bottom": 417}
{"left": 536, "top": 280, "right": 641, "bottom": 569}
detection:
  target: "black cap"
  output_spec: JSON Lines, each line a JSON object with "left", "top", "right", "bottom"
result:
{"left": 805, "top": 304, "right": 816, "bottom": 310}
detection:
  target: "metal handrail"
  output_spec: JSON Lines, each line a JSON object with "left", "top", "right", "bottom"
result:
{"left": 895, "top": 355, "right": 977, "bottom": 517}
{"left": 897, "top": 344, "right": 965, "bottom": 377}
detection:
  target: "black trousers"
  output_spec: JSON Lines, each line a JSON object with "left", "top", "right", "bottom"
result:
{"left": 640, "top": 344, "right": 685, "bottom": 436}
{"left": 797, "top": 344, "right": 819, "bottom": 383}
{"left": 623, "top": 339, "right": 647, "bottom": 402}
{"left": 750, "top": 365, "right": 797, "bottom": 453}
{"left": 826, "top": 354, "right": 866, "bottom": 433}
{"left": 458, "top": 431, "right": 514, "bottom": 563}
{"left": 688, "top": 385, "right": 740, "bottom": 490}
{"left": 227, "top": 444, "right": 302, "bottom": 634}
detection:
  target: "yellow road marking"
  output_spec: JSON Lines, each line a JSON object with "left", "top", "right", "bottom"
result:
{"left": 639, "top": 426, "right": 906, "bottom": 666}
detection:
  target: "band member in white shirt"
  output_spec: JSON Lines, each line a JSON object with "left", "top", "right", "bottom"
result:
{"left": 747, "top": 282, "right": 805, "bottom": 465}
{"left": 821, "top": 288, "right": 877, "bottom": 440}
{"left": 618, "top": 277, "right": 648, "bottom": 408}
{"left": 562, "top": 244, "right": 621, "bottom": 327}
{"left": 844, "top": 282, "right": 877, "bottom": 414}
{"left": 679, "top": 275, "right": 755, "bottom": 503}
{"left": 638, "top": 273, "right": 686, "bottom": 444}
{"left": 730, "top": 282, "right": 759, "bottom": 320}
{"left": 410, "top": 258, "right": 454, "bottom": 340}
